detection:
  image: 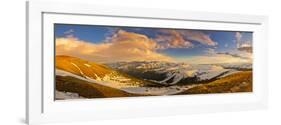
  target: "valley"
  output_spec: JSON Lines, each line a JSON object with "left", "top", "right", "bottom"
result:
{"left": 55, "top": 55, "right": 252, "bottom": 100}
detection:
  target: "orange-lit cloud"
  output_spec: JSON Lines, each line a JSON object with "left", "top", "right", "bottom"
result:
{"left": 154, "top": 29, "right": 217, "bottom": 49}
{"left": 154, "top": 30, "right": 194, "bottom": 49}
{"left": 56, "top": 29, "right": 250, "bottom": 64}
{"left": 56, "top": 30, "right": 174, "bottom": 63}
{"left": 179, "top": 30, "right": 217, "bottom": 46}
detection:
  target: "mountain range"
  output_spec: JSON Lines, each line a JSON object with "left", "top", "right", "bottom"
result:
{"left": 55, "top": 55, "right": 252, "bottom": 99}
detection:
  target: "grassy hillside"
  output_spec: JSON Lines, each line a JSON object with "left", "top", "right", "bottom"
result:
{"left": 56, "top": 55, "right": 156, "bottom": 87}
{"left": 177, "top": 71, "right": 252, "bottom": 94}
{"left": 55, "top": 71, "right": 252, "bottom": 99}
{"left": 56, "top": 76, "right": 147, "bottom": 99}
{"left": 55, "top": 55, "right": 253, "bottom": 99}
{"left": 56, "top": 55, "right": 112, "bottom": 79}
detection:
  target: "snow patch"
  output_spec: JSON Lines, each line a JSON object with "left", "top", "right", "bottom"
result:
{"left": 55, "top": 90, "right": 85, "bottom": 100}
{"left": 123, "top": 84, "right": 199, "bottom": 95}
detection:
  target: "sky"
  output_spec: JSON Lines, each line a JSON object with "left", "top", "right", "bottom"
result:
{"left": 55, "top": 24, "right": 253, "bottom": 64}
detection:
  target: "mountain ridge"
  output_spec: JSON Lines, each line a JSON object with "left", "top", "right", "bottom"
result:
{"left": 56, "top": 55, "right": 155, "bottom": 88}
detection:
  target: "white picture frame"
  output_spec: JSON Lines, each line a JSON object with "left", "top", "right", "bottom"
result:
{"left": 26, "top": 1, "right": 268, "bottom": 124}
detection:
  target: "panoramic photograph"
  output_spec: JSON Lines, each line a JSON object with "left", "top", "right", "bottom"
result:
{"left": 54, "top": 24, "right": 253, "bottom": 100}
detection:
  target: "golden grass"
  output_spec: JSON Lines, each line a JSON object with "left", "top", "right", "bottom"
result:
{"left": 56, "top": 55, "right": 112, "bottom": 79}
{"left": 56, "top": 55, "right": 156, "bottom": 87}
{"left": 55, "top": 55, "right": 253, "bottom": 98}
{"left": 55, "top": 71, "right": 252, "bottom": 99}
{"left": 56, "top": 76, "right": 145, "bottom": 99}
{"left": 178, "top": 71, "right": 252, "bottom": 94}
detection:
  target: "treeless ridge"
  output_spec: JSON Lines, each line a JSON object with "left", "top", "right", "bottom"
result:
{"left": 56, "top": 76, "right": 147, "bottom": 99}
{"left": 178, "top": 71, "right": 252, "bottom": 94}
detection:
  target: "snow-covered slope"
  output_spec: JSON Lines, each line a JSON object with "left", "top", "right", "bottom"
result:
{"left": 55, "top": 90, "right": 85, "bottom": 100}
{"left": 55, "top": 56, "right": 252, "bottom": 98}
{"left": 108, "top": 62, "right": 252, "bottom": 85}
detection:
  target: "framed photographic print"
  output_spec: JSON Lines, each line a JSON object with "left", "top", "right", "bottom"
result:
{"left": 26, "top": 1, "right": 268, "bottom": 124}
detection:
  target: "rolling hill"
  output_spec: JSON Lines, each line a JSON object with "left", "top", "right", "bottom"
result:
{"left": 107, "top": 61, "right": 252, "bottom": 86}
{"left": 56, "top": 55, "right": 113, "bottom": 79}
{"left": 55, "top": 55, "right": 252, "bottom": 99}
{"left": 177, "top": 71, "right": 252, "bottom": 94}
{"left": 56, "top": 75, "right": 148, "bottom": 99}
{"left": 56, "top": 55, "right": 153, "bottom": 88}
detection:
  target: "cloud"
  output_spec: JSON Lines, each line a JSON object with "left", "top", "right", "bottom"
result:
{"left": 174, "top": 45, "right": 252, "bottom": 64}
{"left": 154, "top": 30, "right": 193, "bottom": 49}
{"left": 64, "top": 29, "right": 74, "bottom": 35}
{"left": 109, "top": 30, "right": 154, "bottom": 44}
{"left": 56, "top": 30, "right": 174, "bottom": 63}
{"left": 216, "top": 52, "right": 252, "bottom": 60}
{"left": 179, "top": 30, "right": 217, "bottom": 46}
{"left": 205, "top": 48, "right": 216, "bottom": 55}
{"left": 235, "top": 32, "right": 242, "bottom": 41}
{"left": 104, "top": 27, "right": 120, "bottom": 42}
{"left": 238, "top": 42, "right": 252, "bottom": 53}
{"left": 56, "top": 29, "right": 251, "bottom": 65}
{"left": 153, "top": 29, "right": 217, "bottom": 49}
{"left": 235, "top": 32, "right": 252, "bottom": 53}
{"left": 186, "top": 47, "right": 253, "bottom": 64}
{"left": 180, "top": 53, "right": 252, "bottom": 64}
{"left": 63, "top": 29, "right": 75, "bottom": 38}
{"left": 235, "top": 32, "right": 242, "bottom": 48}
